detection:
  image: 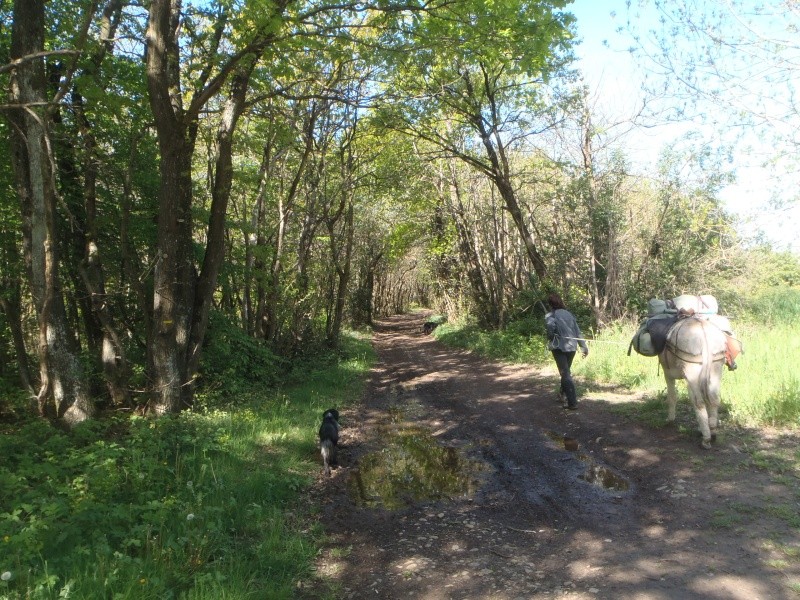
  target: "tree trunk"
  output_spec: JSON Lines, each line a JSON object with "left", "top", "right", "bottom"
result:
{"left": 72, "top": 2, "right": 131, "bottom": 405}
{"left": 119, "top": 132, "right": 154, "bottom": 386}
{"left": 490, "top": 171, "right": 547, "bottom": 282}
{"left": 442, "top": 162, "right": 497, "bottom": 327}
{"left": 0, "top": 295, "right": 35, "bottom": 397}
{"left": 264, "top": 106, "right": 317, "bottom": 345}
{"left": 580, "top": 108, "right": 604, "bottom": 324}
{"left": 145, "top": 0, "right": 284, "bottom": 411}
{"left": 185, "top": 65, "right": 253, "bottom": 381}
{"left": 149, "top": 135, "right": 195, "bottom": 414}
{"left": 146, "top": 0, "right": 196, "bottom": 413}
{"left": 244, "top": 143, "right": 271, "bottom": 335}
{"left": 464, "top": 68, "right": 548, "bottom": 282}
{"left": 8, "top": 0, "right": 93, "bottom": 423}
{"left": 0, "top": 213, "right": 35, "bottom": 395}
{"left": 325, "top": 196, "right": 354, "bottom": 346}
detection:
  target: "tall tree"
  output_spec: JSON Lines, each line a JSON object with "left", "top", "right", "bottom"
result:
{"left": 0, "top": 189, "right": 34, "bottom": 396}
{"left": 57, "top": 0, "right": 132, "bottom": 406}
{"left": 377, "top": 0, "right": 576, "bottom": 282}
{"left": 144, "top": 0, "right": 289, "bottom": 413}
{"left": 6, "top": 0, "right": 93, "bottom": 422}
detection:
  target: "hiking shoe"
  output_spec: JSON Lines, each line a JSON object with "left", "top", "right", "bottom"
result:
{"left": 564, "top": 404, "right": 578, "bottom": 411}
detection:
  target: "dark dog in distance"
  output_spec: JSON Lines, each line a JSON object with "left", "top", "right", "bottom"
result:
{"left": 319, "top": 408, "right": 340, "bottom": 476}
{"left": 422, "top": 321, "right": 438, "bottom": 334}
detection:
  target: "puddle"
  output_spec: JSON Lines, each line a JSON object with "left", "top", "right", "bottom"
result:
{"left": 349, "top": 426, "right": 483, "bottom": 509}
{"left": 580, "top": 464, "right": 630, "bottom": 492}
{"left": 545, "top": 430, "right": 630, "bottom": 493}
{"left": 544, "top": 430, "right": 579, "bottom": 451}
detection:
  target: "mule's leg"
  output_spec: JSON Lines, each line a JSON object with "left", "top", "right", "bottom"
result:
{"left": 665, "top": 375, "right": 679, "bottom": 422}
{"left": 688, "top": 379, "right": 713, "bottom": 449}
{"left": 706, "top": 362, "right": 723, "bottom": 440}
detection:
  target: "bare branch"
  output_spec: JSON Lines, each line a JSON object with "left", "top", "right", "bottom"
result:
{"left": 0, "top": 50, "right": 80, "bottom": 75}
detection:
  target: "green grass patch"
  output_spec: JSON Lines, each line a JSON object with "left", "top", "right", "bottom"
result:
{"left": 434, "top": 323, "right": 550, "bottom": 364}
{"left": 709, "top": 510, "right": 743, "bottom": 530}
{"left": 765, "top": 504, "right": 800, "bottom": 529}
{"left": 435, "top": 306, "right": 800, "bottom": 429}
{"left": 781, "top": 545, "right": 800, "bottom": 559}
{"left": 606, "top": 391, "right": 671, "bottom": 429}
{"left": 0, "top": 332, "right": 374, "bottom": 600}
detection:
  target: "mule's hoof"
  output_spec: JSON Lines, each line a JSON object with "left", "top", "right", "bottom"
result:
{"left": 701, "top": 438, "right": 712, "bottom": 450}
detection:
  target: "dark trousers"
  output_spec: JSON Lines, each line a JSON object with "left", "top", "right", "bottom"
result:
{"left": 551, "top": 349, "right": 577, "bottom": 407}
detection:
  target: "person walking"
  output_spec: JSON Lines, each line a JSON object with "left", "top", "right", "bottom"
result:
{"left": 545, "top": 292, "right": 589, "bottom": 410}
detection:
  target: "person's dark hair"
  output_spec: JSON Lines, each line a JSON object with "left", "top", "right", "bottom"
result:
{"left": 547, "top": 292, "right": 566, "bottom": 311}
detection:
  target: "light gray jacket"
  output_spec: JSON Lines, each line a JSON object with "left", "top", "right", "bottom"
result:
{"left": 545, "top": 309, "right": 589, "bottom": 354}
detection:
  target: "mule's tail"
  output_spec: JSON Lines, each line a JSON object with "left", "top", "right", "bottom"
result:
{"left": 699, "top": 326, "right": 713, "bottom": 404}
{"left": 321, "top": 439, "right": 335, "bottom": 476}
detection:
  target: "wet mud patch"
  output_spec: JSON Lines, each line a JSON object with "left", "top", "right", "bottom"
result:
{"left": 579, "top": 461, "right": 630, "bottom": 492}
{"left": 544, "top": 429, "right": 630, "bottom": 493}
{"left": 348, "top": 422, "right": 486, "bottom": 509}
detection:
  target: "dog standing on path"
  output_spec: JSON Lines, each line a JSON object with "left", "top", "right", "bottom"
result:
{"left": 319, "top": 408, "right": 340, "bottom": 476}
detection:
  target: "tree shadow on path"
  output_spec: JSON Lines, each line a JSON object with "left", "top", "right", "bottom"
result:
{"left": 307, "top": 312, "right": 799, "bottom": 600}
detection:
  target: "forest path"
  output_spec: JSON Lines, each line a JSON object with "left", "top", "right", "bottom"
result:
{"left": 308, "top": 312, "right": 799, "bottom": 600}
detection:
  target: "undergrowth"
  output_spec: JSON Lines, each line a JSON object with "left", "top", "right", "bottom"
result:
{"left": 0, "top": 332, "right": 374, "bottom": 600}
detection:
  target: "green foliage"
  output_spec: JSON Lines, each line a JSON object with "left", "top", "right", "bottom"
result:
{"left": 0, "top": 384, "right": 29, "bottom": 424}
{"left": 719, "top": 319, "right": 800, "bottom": 427}
{"left": 504, "top": 316, "right": 544, "bottom": 338}
{"left": 375, "top": 0, "right": 576, "bottom": 177}
{"left": 0, "top": 332, "right": 373, "bottom": 599}
{"left": 742, "top": 286, "right": 800, "bottom": 325}
{"left": 424, "top": 314, "right": 447, "bottom": 326}
{"left": 574, "top": 322, "right": 664, "bottom": 389}
{"left": 199, "top": 311, "right": 284, "bottom": 396}
{"left": 434, "top": 322, "right": 550, "bottom": 364}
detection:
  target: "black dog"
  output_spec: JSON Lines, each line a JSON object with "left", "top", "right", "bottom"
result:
{"left": 318, "top": 408, "right": 340, "bottom": 476}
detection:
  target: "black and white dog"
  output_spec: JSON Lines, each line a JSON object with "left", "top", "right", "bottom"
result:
{"left": 318, "top": 408, "right": 340, "bottom": 476}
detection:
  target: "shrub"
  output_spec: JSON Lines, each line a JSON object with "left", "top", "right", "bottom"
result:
{"left": 200, "top": 311, "right": 284, "bottom": 395}
{"left": 743, "top": 286, "right": 800, "bottom": 325}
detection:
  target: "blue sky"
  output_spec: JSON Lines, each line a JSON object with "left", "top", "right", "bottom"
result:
{"left": 567, "top": 0, "right": 800, "bottom": 253}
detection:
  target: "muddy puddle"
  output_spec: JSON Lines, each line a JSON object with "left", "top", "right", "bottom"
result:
{"left": 580, "top": 462, "right": 629, "bottom": 491}
{"left": 545, "top": 430, "right": 630, "bottom": 493}
{"left": 348, "top": 424, "right": 484, "bottom": 509}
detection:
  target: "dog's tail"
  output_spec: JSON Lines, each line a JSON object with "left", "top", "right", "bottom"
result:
{"left": 321, "top": 439, "right": 335, "bottom": 476}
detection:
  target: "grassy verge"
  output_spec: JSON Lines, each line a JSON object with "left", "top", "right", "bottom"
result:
{"left": 572, "top": 319, "right": 800, "bottom": 428}
{"left": 434, "top": 322, "right": 551, "bottom": 365}
{"left": 0, "top": 332, "right": 374, "bottom": 600}
{"left": 435, "top": 317, "right": 800, "bottom": 429}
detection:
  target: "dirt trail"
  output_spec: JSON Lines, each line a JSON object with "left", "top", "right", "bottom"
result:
{"left": 310, "top": 313, "right": 799, "bottom": 600}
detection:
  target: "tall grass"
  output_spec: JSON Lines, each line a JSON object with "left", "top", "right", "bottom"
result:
{"left": 0, "top": 333, "right": 374, "bottom": 600}
{"left": 435, "top": 322, "right": 551, "bottom": 364}
{"left": 435, "top": 289, "right": 800, "bottom": 429}
{"left": 573, "top": 319, "right": 800, "bottom": 427}
{"left": 720, "top": 321, "right": 800, "bottom": 427}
